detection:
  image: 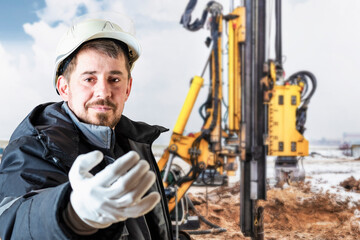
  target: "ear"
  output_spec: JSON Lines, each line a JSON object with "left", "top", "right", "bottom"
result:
{"left": 125, "top": 77, "right": 133, "bottom": 101}
{"left": 57, "top": 75, "right": 69, "bottom": 101}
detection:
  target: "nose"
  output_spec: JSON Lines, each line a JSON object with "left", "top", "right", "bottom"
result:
{"left": 94, "top": 77, "right": 111, "bottom": 98}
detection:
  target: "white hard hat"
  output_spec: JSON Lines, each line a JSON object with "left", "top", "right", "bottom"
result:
{"left": 54, "top": 17, "right": 141, "bottom": 89}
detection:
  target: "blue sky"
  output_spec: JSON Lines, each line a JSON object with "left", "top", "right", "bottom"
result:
{"left": 0, "top": 0, "right": 45, "bottom": 41}
{"left": 0, "top": 0, "right": 360, "bottom": 145}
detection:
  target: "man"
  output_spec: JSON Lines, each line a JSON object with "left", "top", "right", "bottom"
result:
{"left": 0, "top": 17, "right": 173, "bottom": 239}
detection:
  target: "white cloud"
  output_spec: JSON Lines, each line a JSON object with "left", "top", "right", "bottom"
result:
{"left": 128, "top": 0, "right": 188, "bottom": 22}
{"left": 36, "top": 0, "right": 102, "bottom": 25}
{"left": 0, "top": 43, "right": 43, "bottom": 138}
{"left": 23, "top": 21, "right": 68, "bottom": 84}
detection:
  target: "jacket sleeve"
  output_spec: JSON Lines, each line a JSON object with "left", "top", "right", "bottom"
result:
{"left": 0, "top": 136, "right": 126, "bottom": 240}
{"left": 0, "top": 135, "right": 74, "bottom": 239}
{"left": 0, "top": 183, "right": 74, "bottom": 239}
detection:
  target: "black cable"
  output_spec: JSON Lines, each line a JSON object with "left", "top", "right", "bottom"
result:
{"left": 185, "top": 195, "right": 227, "bottom": 235}
{"left": 198, "top": 89, "right": 212, "bottom": 121}
{"left": 180, "top": 0, "right": 218, "bottom": 32}
{"left": 176, "top": 138, "right": 202, "bottom": 186}
{"left": 286, "top": 70, "right": 317, "bottom": 106}
{"left": 286, "top": 71, "right": 317, "bottom": 134}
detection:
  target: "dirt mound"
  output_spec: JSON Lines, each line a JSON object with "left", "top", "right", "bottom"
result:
{"left": 187, "top": 183, "right": 243, "bottom": 240}
{"left": 187, "top": 181, "right": 360, "bottom": 240}
{"left": 340, "top": 176, "right": 360, "bottom": 192}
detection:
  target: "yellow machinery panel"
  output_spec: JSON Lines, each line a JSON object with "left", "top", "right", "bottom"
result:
{"left": 228, "top": 7, "right": 245, "bottom": 132}
{"left": 268, "top": 85, "right": 309, "bottom": 156}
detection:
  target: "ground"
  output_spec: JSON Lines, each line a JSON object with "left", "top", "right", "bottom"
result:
{"left": 160, "top": 146, "right": 360, "bottom": 240}
{"left": 186, "top": 180, "right": 360, "bottom": 240}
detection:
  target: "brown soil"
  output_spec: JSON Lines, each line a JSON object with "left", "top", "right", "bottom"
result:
{"left": 185, "top": 181, "right": 360, "bottom": 240}
{"left": 340, "top": 176, "right": 360, "bottom": 192}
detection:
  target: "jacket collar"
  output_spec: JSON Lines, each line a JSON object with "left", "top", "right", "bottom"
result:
{"left": 61, "top": 102, "right": 115, "bottom": 150}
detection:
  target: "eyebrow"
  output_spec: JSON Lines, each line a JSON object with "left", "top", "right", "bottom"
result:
{"left": 80, "top": 70, "right": 124, "bottom": 76}
{"left": 109, "top": 70, "right": 123, "bottom": 75}
{"left": 81, "top": 71, "right": 97, "bottom": 76}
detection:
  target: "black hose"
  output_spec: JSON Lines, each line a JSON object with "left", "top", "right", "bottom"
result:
{"left": 286, "top": 71, "right": 317, "bottom": 134}
{"left": 198, "top": 91, "right": 212, "bottom": 121}
{"left": 180, "top": 0, "right": 218, "bottom": 32}
{"left": 185, "top": 196, "right": 227, "bottom": 235}
{"left": 286, "top": 70, "right": 317, "bottom": 106}
{"left": 176, "top": 139, "right": 202, "bottom": 186}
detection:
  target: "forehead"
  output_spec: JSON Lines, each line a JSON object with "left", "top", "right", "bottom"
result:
{"left": 75, "top": 49, "right": 127, "bottom": 70}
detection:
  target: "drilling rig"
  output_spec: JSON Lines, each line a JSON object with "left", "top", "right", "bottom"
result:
{"left": 158, "top": 0, "right": 317, "bottom": 239}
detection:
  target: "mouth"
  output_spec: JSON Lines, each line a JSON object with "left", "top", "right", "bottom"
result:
{"left": 86, "top": 99, "right": 116, "bottom": 113}
{"left": 89, "top": 105, "right": 113, "bottom": 112}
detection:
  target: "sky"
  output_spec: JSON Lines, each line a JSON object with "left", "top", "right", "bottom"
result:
{"left": 0, "top": 0, "right": 359, "bottom": 145}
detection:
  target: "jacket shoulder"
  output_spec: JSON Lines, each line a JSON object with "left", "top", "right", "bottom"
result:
{"left": 8, "top": 102, "right": 79, "bottom": 168}
{"left": 116, "top": 115, "right": 168, "bottom": 144}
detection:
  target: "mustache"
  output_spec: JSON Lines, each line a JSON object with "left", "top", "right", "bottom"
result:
{"left": 85, "top": 99, "right": 117, "bottom": 109}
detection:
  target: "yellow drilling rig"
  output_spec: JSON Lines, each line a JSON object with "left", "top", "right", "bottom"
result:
{"left": 158, "top": 0, "right": 317, "bottom": 239}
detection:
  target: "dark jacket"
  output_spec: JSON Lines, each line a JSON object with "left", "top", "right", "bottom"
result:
{"left": 0, "top": 102, "right": 172, "bottom": 240}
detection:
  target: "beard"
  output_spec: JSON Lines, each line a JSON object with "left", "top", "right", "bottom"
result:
{"left": 95, "top": 112, "right": 121, "bottom": 128}
{"left": 85, "top": 99, "right": 121, "bottom": 128}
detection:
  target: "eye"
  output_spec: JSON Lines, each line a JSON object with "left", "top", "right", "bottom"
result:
{"left": 84, "top": 78, "right": 94, "bottom": 82}
{"left": 111, "top": 78, "right": 120, "bottom": 83}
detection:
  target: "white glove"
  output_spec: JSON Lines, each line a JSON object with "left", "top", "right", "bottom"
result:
{"left": 69, "top": 150, "right": 160, "bottom": 229}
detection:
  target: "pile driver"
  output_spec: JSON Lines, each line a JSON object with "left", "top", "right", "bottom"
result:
{"left": 157, "top": 0, "right": 317, "bottom": 239}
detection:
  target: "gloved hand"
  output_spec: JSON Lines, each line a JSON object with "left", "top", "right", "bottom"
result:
{"left": 69, "top": 150, "right": 160, "bottom": 229}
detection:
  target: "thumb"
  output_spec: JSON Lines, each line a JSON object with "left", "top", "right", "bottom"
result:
{"left": 69, "top": 150, "right": 104, "bottom": 182}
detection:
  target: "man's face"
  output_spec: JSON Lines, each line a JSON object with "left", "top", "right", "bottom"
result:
{"left": 57, "top": 48, "right": 132, "bottom": 128}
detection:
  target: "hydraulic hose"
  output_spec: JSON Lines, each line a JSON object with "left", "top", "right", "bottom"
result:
{"left": 286, "top": 70, "right": 317, "bottom": 106}
{"left": 180, "top": 0, "right": 218, "bottom": 31}
{"left": 286, "top": 70, "right": 317, "bottom": 134}
{"left": 185, "top": 196, "right": 227, "bottom": 235}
